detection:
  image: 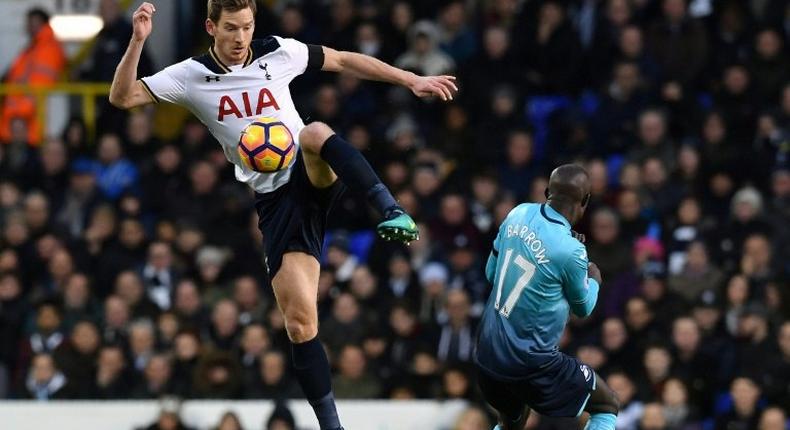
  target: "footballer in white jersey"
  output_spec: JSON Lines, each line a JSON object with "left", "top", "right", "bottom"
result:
{"left": 110, "top": 2, "right": 456, "bottom": 429}
{"left": 140, "top": 36, "right": 316, "bottom": 194}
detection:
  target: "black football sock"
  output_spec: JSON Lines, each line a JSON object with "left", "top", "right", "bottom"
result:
{"left": 292, "top": 337, "right": 342, "bottom": 430}
{"left": 319, "top": 134, "right": 401, "bottom": 218}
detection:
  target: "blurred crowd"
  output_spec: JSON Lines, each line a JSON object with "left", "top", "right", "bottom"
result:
{"left": 1, "top": 0, "right": 790, "bottom": 429}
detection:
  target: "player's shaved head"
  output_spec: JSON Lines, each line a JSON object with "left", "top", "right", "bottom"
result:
{"left": 548, "top": 164, "right": 590, "bottom": 204}
{"left": 546, "top": 164, "right": 591, "bottom": 225}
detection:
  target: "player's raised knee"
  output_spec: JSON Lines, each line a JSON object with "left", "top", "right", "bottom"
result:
{"left": 299, "top": 121, "right": 335, "bottom": 155}
{"left": 284, "top": 312, "right": 318, "bottom": 343}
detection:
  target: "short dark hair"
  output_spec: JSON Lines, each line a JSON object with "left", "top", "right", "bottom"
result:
{"left": 27, "top": 8, "right": 50, "bottom": 23}
{"left": 207, "top": 0, "right": 257, "bottom": 22}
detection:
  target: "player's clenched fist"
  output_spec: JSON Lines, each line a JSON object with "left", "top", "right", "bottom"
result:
{"left": 132, "top": 2, "right": 156, "bottom": 42}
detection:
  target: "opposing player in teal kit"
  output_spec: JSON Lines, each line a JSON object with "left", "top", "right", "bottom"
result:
{"left": 474, "top": 164, "right": 619, "bottom": 430}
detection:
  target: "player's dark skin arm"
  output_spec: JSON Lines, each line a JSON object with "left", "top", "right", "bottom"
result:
{"left": 320, "top": 47, "right": 458, "bottom": 101}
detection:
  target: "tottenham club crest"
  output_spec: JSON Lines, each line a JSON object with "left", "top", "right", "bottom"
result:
{"left": 258, "top": 60, "right": 272, "bottom": 80}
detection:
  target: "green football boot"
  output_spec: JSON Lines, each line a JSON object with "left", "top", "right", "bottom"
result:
{"left": 376, "top": 209, "right": 419, "bottom": 243}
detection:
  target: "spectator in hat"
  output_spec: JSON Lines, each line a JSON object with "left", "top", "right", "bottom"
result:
{"left": 418, "top": 262, "right": 449, "bottom": 324}
{"left": 715, "top": 186, "right": 772, "bottom": 271}
{"left": 640, "top": 260, "right": 685, "bottom": 330}
{"left": 395, "top": 20, "right": 455, "bottom": 77}
{"left": 689, "top": 290, "right": 736, "bottom": 386}
{"left": 325, "top": 233, "right": 358, "bottom": 284}
{"left": 735, "top": 303, "right": 774, "bottom": 378}
{"left": 54, "top": 158, "right": 100, "bottom": 239}
{"left": 195, "top": 245, "right": 231, "bottom": 303}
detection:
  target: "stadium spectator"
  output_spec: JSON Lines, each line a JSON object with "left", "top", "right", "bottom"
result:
{"left": 714, "top": 376, "right": 763, "bottom": 430}
{"left": 213, "top": 411, "right": 243, "bottom": 430}
{"left": 395, "top": 20, "right": 455, "bottom": 76}
{"left": 141, "top": 241, "right": 179, "bottom": 310}
{"left": 265, "top": 402, "right": 296, "bottom": 430}
{"left": 25, "top": 352, "right": 70, "bottom": 400}
{"left": 332, "top": 344, "right": 381, "bottom": 399}
{"left": 245, "top": 349, "right": 301, "bottom": 400}
{"left": 758, "top": 407, "right": 788, "bottom": 430}
{"left": 80, "top": 0, "right": 153, "bottom": 83}
{"left": 136, "top": 398, "right": 195, "bottom": 430}
{"left": 192, "top": 350, "right": 242, "bottom": 399}
{"left": 607, "top": 371, "right": 644, "bottom": 430}
{"left": 94, "top": 344, "right": 129, "bottom": 399}
{"left": 53, "top": 319, "right": 99, "bottom": 398}
{"left": 435, "top": 289, "right": 475, "bottom": 364}
{"left": 0, "top": 8, "right": 65, "bottom": 144}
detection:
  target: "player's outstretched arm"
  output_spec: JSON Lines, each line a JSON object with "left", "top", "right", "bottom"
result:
{"left": 109, "top": 2, "right": 156, "bottom": 109}
{"left": 320, "top": 47, "right": 458, "bottom": 101}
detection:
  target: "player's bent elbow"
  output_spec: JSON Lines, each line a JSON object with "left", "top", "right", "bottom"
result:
{"left": 109, "top": 93, "right": 132, "bottom": 110}
{"left": 571, "top": 303, "right": 594, "bottom": 318}
{"left": 108, "top": 93, "right": 124, "bottom": 109}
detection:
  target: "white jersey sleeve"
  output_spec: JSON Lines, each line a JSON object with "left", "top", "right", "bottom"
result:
{"left": 140, "top": 60, "right": 189, "bottom": 105}
{"left": 272, "top": 36, "right": 312, "bottom": 80}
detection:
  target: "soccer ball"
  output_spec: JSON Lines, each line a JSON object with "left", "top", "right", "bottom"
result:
{"left": 237, "top": 117, "right": 296, "bottom": 173}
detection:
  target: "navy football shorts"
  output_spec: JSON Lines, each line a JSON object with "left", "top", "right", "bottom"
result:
{"left": 254, "top": 150, "right": 345, "bottom": 278}
{"left": 477, "top": 352, "right": 596, "bottom": 419}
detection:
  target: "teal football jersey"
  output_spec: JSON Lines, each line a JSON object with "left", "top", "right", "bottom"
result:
{"left": 475, "top": 203, "right": 600, "bottom": 379}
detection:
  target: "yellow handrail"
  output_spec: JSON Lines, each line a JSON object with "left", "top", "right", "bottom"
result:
{"left": 0, "top": 82, "right": 111, "bottom": 143}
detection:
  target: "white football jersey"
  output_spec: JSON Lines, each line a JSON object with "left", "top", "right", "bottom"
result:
{"left": 141, "top": 36, "right": 323, "bottom": 193}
